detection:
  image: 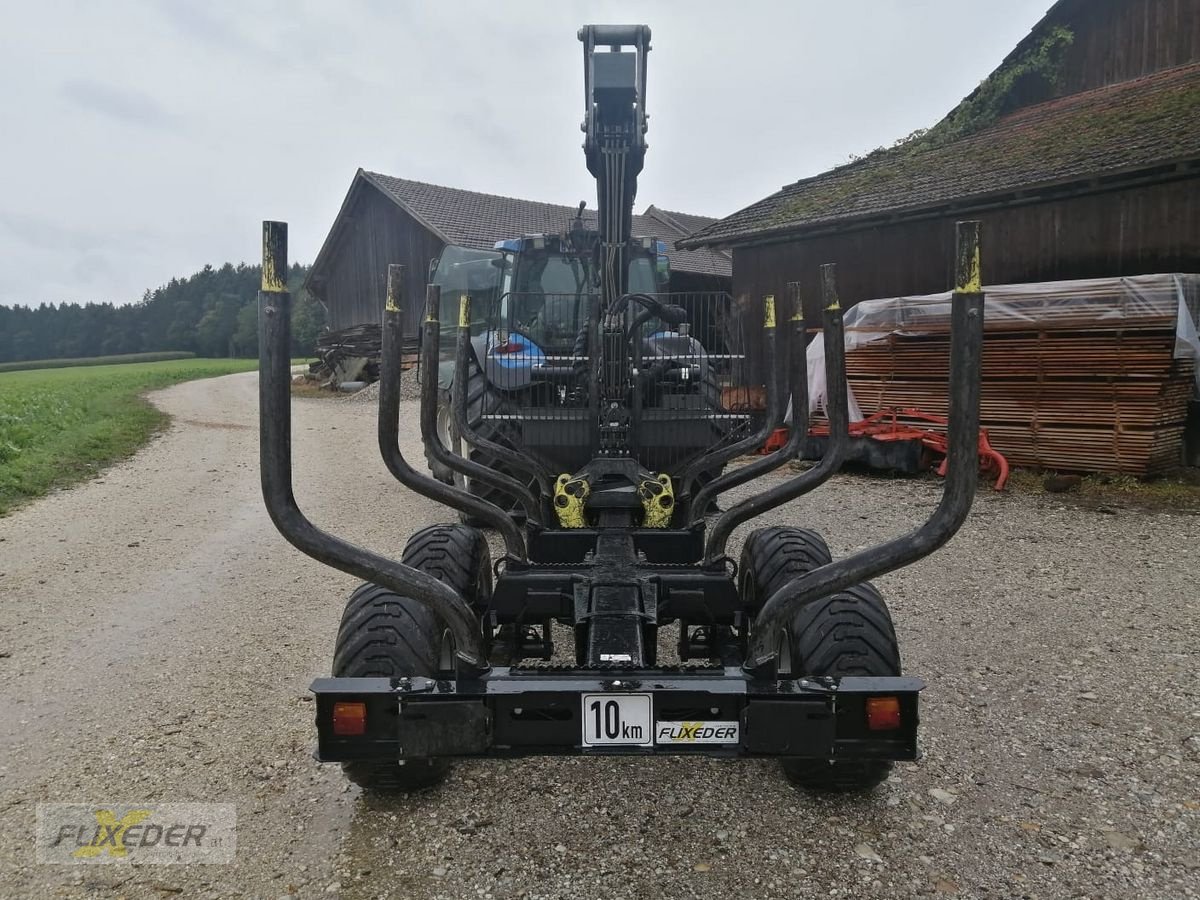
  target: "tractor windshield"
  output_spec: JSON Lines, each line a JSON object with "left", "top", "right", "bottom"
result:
{"left": 509, "top": 251, "right": 661, "bottom": 349}
{"left": 510, "top": 254, "right": 591, "bottom": 348}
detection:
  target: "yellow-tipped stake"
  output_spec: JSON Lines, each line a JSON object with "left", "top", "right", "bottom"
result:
{"left": 787, "top": 281, "right": 805, "bottom": 323}
{"left": 954, "top": 220, "right": 983, "bottom": 294}
{"left": 820, "top": 263, "right": 840, "bottom": 311}
{"left": 261, "top": 221, "right": 288, "bottom": 293}
{"left": 763, "top": 294, "right": 777, "bottom": 329}
{"left": 385, "top": 264, "right": 404, "bottom": 313}
{"left": 424, "top": 284, "right": 439, "bottom": 324}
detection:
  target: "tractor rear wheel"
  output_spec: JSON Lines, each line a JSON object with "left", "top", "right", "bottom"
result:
{"left": 460, "top": 365, "right": 533, "bottom": 523}
{"left": 781, "top": 584, "right": 901, "bottom": 792}
{"left": 331, "top": 525, "right": 490, "bottom": 792}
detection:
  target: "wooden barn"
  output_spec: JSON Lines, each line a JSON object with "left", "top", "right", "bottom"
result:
{"left": 678, "top": 0, "right": 1200, "bottom": 471}
{"left": 678, "top": 0, "right": 1200, "bottom": 321}
{"left": 304, "top": 170, "right": 731, "bottom": 335}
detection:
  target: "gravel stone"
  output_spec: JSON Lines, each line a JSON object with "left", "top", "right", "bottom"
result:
{"left": 0, "top": 373, "right": 1197, "bottom": 899}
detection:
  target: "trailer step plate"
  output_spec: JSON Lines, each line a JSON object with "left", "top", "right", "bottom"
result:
{"left": 581, "top": 694, "right": 653, "bottom": 747}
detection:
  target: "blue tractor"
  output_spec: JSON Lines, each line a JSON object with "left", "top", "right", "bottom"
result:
{"left": 426, "top": 211, "right": 736, "bottom": 512}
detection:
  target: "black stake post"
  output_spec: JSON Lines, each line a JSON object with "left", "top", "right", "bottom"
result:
{"left": 748, "top": 222, "right": 986, "bottom": 670}
{"left": 691, "top": 284, "right": 810, "bottom": 519}
{"left": 704, "top": 267, "right": 850, "bottom": 561}
{"left": 419, "top": 286, "right": 542, "bottom": 524}
{"left": 682, "top": 295, "right": 780, "bottom": 508}
{"left": 450, "top": 292, "right": 554, "bottom": 516}
{"left": 257, "top": 224, "right": 486, "bottom": 669}
{"left": 377, "top": 266, "right": 527, "bottom": 559}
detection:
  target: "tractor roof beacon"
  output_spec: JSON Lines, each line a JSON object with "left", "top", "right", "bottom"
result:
{"left": 259, "top": 24, "right": 986, "bottom": 793}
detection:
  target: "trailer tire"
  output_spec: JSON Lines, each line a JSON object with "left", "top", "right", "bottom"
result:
{"left": 331, "top": 527, "right": 489, "bottom": 793}
{"left": 781, "top": 583, "right": 901, "bottom": 793}
{"left": 332, "top": 584, "right": 450, "bottom": 792}
{"left": 402, "top": 524, "right": 493, "bottom": 615}
{"left": 738, "top": 526, "right": 832, "bottom": 616}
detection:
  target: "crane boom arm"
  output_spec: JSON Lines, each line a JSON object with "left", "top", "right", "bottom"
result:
{"left": 579, "top": 24, "right": 650, "bottom": 307}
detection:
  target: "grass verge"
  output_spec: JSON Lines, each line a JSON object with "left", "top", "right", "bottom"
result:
{"left": 1006, "top": 468, "right": 1200, "bottom": 512}
{"left": 0, "top": 359, "right": 256, "bottom": 515}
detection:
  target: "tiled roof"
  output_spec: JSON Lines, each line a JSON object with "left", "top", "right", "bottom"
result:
{"left": 680, "top": 62, "right": 1200, "bottom": 249}
{"left": 362, "top": 172, "right": 731, "bottom": 278}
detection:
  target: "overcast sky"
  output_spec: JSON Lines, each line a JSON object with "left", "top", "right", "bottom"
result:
{"left": 0, "top": 0, "right": 1053, "bottom": 307}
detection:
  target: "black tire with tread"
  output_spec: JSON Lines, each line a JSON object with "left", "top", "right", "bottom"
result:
{"left": 332, "top": 525, "right": 490, "bottom": 792}
{"left": 401, "top": 524, "right": 493, "bottom": 614}
{"left": 739, "top": 526, "right": 832, "bottom": 616}
{"left": 462, "top": 365, "right": 529, "bottom": 517}
{"left": 782, "top": 583, "right": 901, "bottom": 792}
{"left": 737, "top": 526, "right": 900, "bottom": 792}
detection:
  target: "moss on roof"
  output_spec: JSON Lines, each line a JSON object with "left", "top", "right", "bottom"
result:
{"left": 683, "top": 62, "right": 1200, "bottom": 247}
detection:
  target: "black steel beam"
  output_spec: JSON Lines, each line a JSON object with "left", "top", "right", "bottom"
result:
{"left": 704, "top": 267, "right": 850, "bottom": 561}
{"left": 419, "top": 285, "right": 542, "bottom": 524}
{"left": 257, "top": 222, "right": 486, "bottom": 669}
{"left": 681, "top": 295, "right": 780, "bottom": 505}
{"left": 748, "top": 222, "right": 986, "bottom": 669}
{"left": 376, "top": 265, "right": 527, "bottom": 559}
{"left": 690, "top": 284, "right": 810, "bottom": 516}
{"left": 450, "top": 292, "right": 554, "bottom": 512}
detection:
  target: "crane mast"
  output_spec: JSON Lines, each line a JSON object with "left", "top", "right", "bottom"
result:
{"left": 578, "top": 24, "right": 651, "bottom": 455}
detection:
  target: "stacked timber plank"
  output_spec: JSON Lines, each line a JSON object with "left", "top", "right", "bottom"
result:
{"left": 841, "top": 275, "right": 1199, "bottom": 475}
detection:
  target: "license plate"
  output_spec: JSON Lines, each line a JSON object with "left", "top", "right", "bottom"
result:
{"left": 581, "top": 693, "right": 653, "bottom": 747}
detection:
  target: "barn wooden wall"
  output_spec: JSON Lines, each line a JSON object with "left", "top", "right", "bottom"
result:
{"left": 732, "top": 178, "right": 1200, "bottom": 322}
{"left": 1065, "top": 0, "right": 1200, "bottom": 91}
{"left": 314, "top": 188, "right": 445, "bottom": 336}
{"left": 1013, "top": 0, "right": 1200, "bottom": 106}
{"left": 728, "top": 178, "right": 1200, "bottom": 381}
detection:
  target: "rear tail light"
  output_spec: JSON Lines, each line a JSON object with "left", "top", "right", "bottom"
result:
{"left": 332, "top": 701, "right": 367, "bottom": 736}
{"left": 494, "top": 341, "right": 523, "bottom": 354}
{"left": 865, "top": 696, "right": 901, "bottom": 731}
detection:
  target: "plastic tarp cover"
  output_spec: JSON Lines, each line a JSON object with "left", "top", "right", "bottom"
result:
{"left": 804, "top": 273, "right": 1200, "bottom": 421}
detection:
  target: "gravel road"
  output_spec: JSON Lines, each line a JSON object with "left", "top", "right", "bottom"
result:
{"left": 1, "top": 371, "right": 1197, "bottom": 899}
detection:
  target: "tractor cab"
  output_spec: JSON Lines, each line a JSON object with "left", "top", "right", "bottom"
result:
{"left": 429, "top": 231, "right": 670, "bottom": 388}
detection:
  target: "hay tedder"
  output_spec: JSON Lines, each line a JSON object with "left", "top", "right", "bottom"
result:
{"left": 258, "top": 25, "right": 986, "bottom": 792}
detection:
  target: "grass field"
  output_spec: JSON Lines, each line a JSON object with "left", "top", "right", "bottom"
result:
{"left": 0, "top": 351, "right": 198, "bottom": 373}
{"left": 0, "top": 359, "right": 256, "bottom": 515}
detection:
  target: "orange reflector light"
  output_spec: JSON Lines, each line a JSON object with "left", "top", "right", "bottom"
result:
{"left": 865, "top": 696, "right": 902, "bottom": 731}
{"left": 332, "top": 701, "right": 367, "bottom": 736}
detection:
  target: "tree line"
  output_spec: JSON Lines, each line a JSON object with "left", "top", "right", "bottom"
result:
{"left": 0, "top": 262, "right": 325, "bottom": 363}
